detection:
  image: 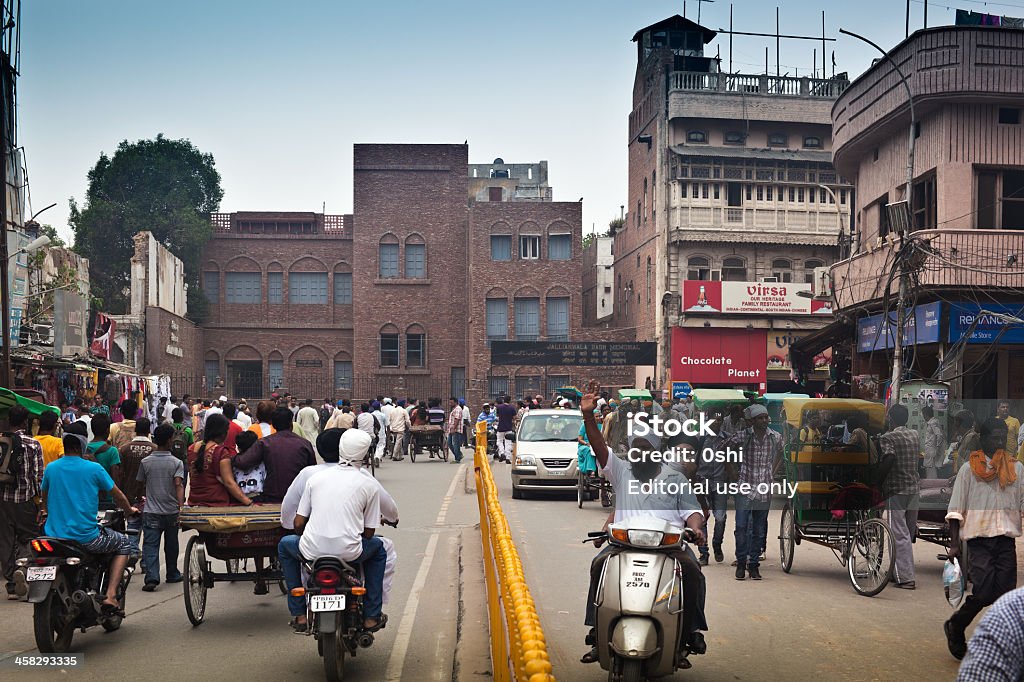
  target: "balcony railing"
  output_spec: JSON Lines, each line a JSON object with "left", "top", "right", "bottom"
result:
{"left": 670, "top": 205, "right": 844, "bottom": 234}
{"left": 669, "top": 71, "right": 849, "bottom": 98}
{"left": 832, "top": 229, "right": 1024, "bottom": 309}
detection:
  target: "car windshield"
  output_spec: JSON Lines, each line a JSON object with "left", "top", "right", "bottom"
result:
{"left": 518, "top": 413, "right": 583, "bottom": 442}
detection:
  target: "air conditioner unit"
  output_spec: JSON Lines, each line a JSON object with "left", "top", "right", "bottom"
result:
{"left": 761, "top": 276, "right": 779, "bottom": 283}
{"left": 813, "top": 266, "right": 833, "bottom": 298}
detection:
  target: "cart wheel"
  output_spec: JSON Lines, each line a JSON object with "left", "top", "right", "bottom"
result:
{"left": 322, "top": 614, "right": 345, "bottom": 682}
{"left": 779, "top": 502, "right": 795, "bottom": 573}
{"left": 409, "top": 440, "right": 417, "bottom": 463}
{"left": 184, "top": 536, "right": 208, "bottom": 625}
{"left": 848, "top": 517, "right": 895, "bottom": 597}
{"left": 577, "top": 472, "right": 586, "bottom": 509}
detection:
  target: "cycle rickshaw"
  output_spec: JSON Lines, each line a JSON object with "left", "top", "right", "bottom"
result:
{"left": 778, "top": 397, "right": 896, "bottom": 596}
{"left": 179, "top": 505, "right": 287, "bottom": 625}
{"left": 408, "top": 424, "right": 446, "bottom": 462}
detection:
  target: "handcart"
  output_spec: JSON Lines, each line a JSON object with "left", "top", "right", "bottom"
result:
{"left": 408, "top": 424, "right": 446, "bottom": 462}
{"left": 179, "top": 505, "right": 288, "bottom": 625}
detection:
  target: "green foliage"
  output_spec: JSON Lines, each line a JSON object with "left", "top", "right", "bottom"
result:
{"left": 36, "top": 224, "right": 65, "bottom": 248}
{"left": 608, "top": 217, "right": 625, "bottom": 234}
{"left": 69, "top": 134, "right": 223, "bottom": 322}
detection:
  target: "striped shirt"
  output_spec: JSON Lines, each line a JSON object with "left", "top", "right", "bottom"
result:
{"left": 0, "top": 431, "right": 44, "bottom": 504}
{"left": 879, "top": 426, "right": 921, "bottom": 496}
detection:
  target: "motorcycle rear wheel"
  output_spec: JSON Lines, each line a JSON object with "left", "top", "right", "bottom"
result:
{"left": 33, "top": 579, "right": 74, "bottom": 653}
{"left": 322, "top": 614, "right": 345, "bottom": 681}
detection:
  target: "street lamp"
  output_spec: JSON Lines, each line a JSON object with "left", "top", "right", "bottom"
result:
{"left": 839, "top": 28, "right": 916, "bottom": 405}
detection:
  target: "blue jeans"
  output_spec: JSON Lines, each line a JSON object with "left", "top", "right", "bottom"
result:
{"left": 127, "top": 514, "right": 143, "bottom": 551}
{"left": 698, "top": 482, "right": 727, "bottom": 558}
{"left": 448, "top": 433, "right": 464, "bottom": 461}
{"left": 278, "top": 534, "right": 387, "bottom": 619}
{"left": 734, "top": 495, "right": 769, "bottom": 568}
{"left": 142, "top": 512, "right": 181, "bottom": 584}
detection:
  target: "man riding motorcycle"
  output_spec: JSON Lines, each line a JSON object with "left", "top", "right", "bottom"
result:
{"left": 579, "top": 386, "right": 708, "bottom": 665}
{"left": 39, "top": 431, "right": 140, "bottom": 615}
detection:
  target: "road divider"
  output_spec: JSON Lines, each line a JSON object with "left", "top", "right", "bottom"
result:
{"left": 473, "top": 422, "right": 555, "bottom": 682}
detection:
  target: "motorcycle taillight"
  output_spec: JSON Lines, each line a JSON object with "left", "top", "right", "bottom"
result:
{"left": 31, "top": 539, "right": 54, "bottom": 554}
{"left": 314, "top": 568, "right": 342, "bottom": 587}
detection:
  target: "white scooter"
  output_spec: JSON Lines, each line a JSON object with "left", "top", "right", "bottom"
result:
{"left": 585, "top": 517, "right": 698, "bottom": 681}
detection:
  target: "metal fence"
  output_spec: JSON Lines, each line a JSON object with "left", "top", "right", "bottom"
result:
{"left": 165, "top": 372, "right": 454, "bottom": 403}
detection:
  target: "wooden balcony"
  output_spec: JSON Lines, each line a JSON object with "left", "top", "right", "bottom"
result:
{"left": 831, "top": 229, "right": 1024, "bottom": 309}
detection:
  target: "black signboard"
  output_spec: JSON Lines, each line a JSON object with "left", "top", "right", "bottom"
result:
{"left": 490, "top": 341, "right": 657, "bottom": 367}
{"left": 295, "top": 359, "right": 323, "bottom": 368}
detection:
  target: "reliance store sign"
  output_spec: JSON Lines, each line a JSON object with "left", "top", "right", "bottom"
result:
{"left": 949, "top": 303, "right": 1024, "bottom": 344}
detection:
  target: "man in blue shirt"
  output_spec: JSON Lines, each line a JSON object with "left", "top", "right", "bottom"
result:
{"left": 41, "top": 432, "right": 139, "bottom": 614}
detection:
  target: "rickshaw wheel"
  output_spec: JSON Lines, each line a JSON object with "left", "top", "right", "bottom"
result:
{"left": 184, "top": 536, "right": 208, "bottom": 625}
{"left": 577, "top": 472, "right": 586, "bottom": 509}
{"left": 848, "top": 517, "right": 895, "bottom": 597}
{"left": 409, "top": 438, "right": 417, "bottom": 463}
{"left": 780, "top": 502, "right": 796, "bottom": 573}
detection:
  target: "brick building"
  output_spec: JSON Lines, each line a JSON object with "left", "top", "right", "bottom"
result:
{"left": 197, "top": 144, "right": 631, "bottom": 406}
{"left": 616, "top": 15, "right": 851, "bottom": 395}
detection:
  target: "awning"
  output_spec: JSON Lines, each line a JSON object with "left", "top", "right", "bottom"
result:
{"left": 0, "top": 387, "right": 60, "bottom": 418}
{"left": 790, "top": 319, "right": 852, "bottom": 368}
{"left": 671, "top": 145, "right": 835, "bottom": 164}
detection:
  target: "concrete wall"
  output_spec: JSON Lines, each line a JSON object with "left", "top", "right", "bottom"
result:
{"left": 145, "top": 306, "right": 203, "bottom": 376}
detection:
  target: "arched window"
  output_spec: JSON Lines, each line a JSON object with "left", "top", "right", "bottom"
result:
{"left": 722, "top": 256, "right": 747, "bottom": 282}
{"left": 771, "top": 258, "right": 793, "bottom": 283}
{"left": 333, "top": 352, "right": 353, "bottom": 391}
{"left": 724, "top": 131, "right": 746, "bottom": 145}
{"left": 406, "top": 324, "right": 426, "bottom": 368}
{"left": 379, "top": 324, "right": 400, "bottom": 367}
{"left": 546, "top": 294, "right": 569, "bottom": 341}
{"left": 268, "top": 351, "right": 284, "bottom": 393}
{"left": 267, "top": 263, "right": 283, "bottom": 304}
{"left": 379, "top": 234, "right": 400, "bottom": 279}
{"left": 404, "top": 235, "right": 426, "bottom": 279}
{"left": 768, "top": 133, "right": 788, "bottom": 147}
{"left": 687, "top": 256, "right": 714, "bottom": 281}
{"left": 804, "top": 259, "right": 825, "bottom": 284}
{"left": 803, "top": 136, "right": 822, "bottom": 149}
{"left": 687, "top": 130, "right": 708, "bottom": 144}
{"left": 333, "top": 265, "right": 352, "bottom": 304}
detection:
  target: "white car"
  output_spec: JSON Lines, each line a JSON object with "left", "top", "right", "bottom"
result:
{"left": 510, "top": 409, "right": 583, "bottom": 499}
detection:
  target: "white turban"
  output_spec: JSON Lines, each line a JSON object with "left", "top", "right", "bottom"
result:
{"left": 339, "top": 429, "right": 372, "bottom": 467}
{"left": 745, "top": 404, "right": 769, "bottom": 419}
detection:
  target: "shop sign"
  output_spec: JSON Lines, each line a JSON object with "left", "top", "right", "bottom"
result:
{"left": 672, "top": 381, "right": 692, "bottom": 399}
{"left": 670, "top": 327, "right": 767, "bottom": 384}
{"left": 948, "top": 303, "right": 1024, "bottom": 344}
{"left": 682, "top": 280, "right": 832, "bottom": 316}
{"left": 767, "top": 330, "right": 831, "bottom": 372}
{"left": 856, "top": 302, "right": 942, "bottom": 352}
{"left": 295, "top": 359, "right": 323, "bottom": 368}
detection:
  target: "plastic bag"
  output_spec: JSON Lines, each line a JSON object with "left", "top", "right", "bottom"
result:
{"left": 943, "top": 557, "right": 965, "bottom": 608}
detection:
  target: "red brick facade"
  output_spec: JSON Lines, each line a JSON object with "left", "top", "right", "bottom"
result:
{"left": 199, "top": 144, "right": 632, "bottom": 405}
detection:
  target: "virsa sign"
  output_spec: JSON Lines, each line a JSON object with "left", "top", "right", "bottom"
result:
{"left": 682, "top": 280, "right": 831, "bottom": 315}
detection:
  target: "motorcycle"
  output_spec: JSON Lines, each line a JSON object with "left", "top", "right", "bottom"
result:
{"left": 584, "top": 517, "right": 699, "bottom": 681}
{"left": 299, "top": 519, "right": 395, "bottom": 682}
{"left": 20, "top": 509, "right": 139, "bottom": 652}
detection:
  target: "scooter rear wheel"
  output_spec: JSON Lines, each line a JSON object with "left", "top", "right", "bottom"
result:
{"left": 322, "top": 613, "right": 346, "bottom": 681}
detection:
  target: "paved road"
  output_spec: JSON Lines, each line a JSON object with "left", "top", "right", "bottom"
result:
{"left": 492, "top": 460, "right": 984, "bottom": 681}
{"left": 0, "top": 452, "right": 479, "bottom": 681}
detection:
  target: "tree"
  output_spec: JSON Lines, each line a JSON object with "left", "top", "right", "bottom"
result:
{"left": 69, "top": 134, "right": 223, "bottom": 321}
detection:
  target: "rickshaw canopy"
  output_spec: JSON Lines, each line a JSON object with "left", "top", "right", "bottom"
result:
{"left": 617, "top": 389, "right": 653, "bottom": 401}
{"left": 690, "top": 388, "right": 764, "bottom": 413}
{"left": 782, "top": 397, "right": 887, "bottom": 431}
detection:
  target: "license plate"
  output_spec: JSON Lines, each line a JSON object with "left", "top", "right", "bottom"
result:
{"left": 27, "top": 566, "right": 57, "bottom": 582}
{"left": 310, "top": 594, "right": 346, "bottom": 612}
{"left": 548, "top": 470, "right": 566, "bottom": 476}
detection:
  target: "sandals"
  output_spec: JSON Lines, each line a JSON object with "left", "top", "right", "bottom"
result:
{"left": 364, "top": 614, "right": 387, "bottom": 630}
{"left": 291, "top": 617, "right": 308, "bottom": 634}
{"left": 580, "top": 647, "right": 599, "bottom": 664}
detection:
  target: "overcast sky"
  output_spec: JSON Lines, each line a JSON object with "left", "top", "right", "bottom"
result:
{"left": 18, "top": 0, "right": 980, "bottom": 243}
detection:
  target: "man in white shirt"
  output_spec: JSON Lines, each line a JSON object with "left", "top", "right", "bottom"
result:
{"left": 234, "top": 400, "right": 253, "bottom": 430}
{"left": 944, "top": 417, "right": 1024, "bottom": 660}
{"left": 281, "top": 429, "right": 400, "bottom": 605}
{"left": 296, "top": 399, "right": 321, "bottom": 445}
{"left": 579, "top": 386, "right": 707, "bottom": 664}
{"left": 380, "top": 398, "right": 395, "bottom": 422}
{"left": 277, "top": 429, "right": 388, "bottom": 633}
{"left": 355, "top": 403, "right": 382, "bottom": 466}
{"left": 388, "top": 401, "right": 411, "bottom": 461}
